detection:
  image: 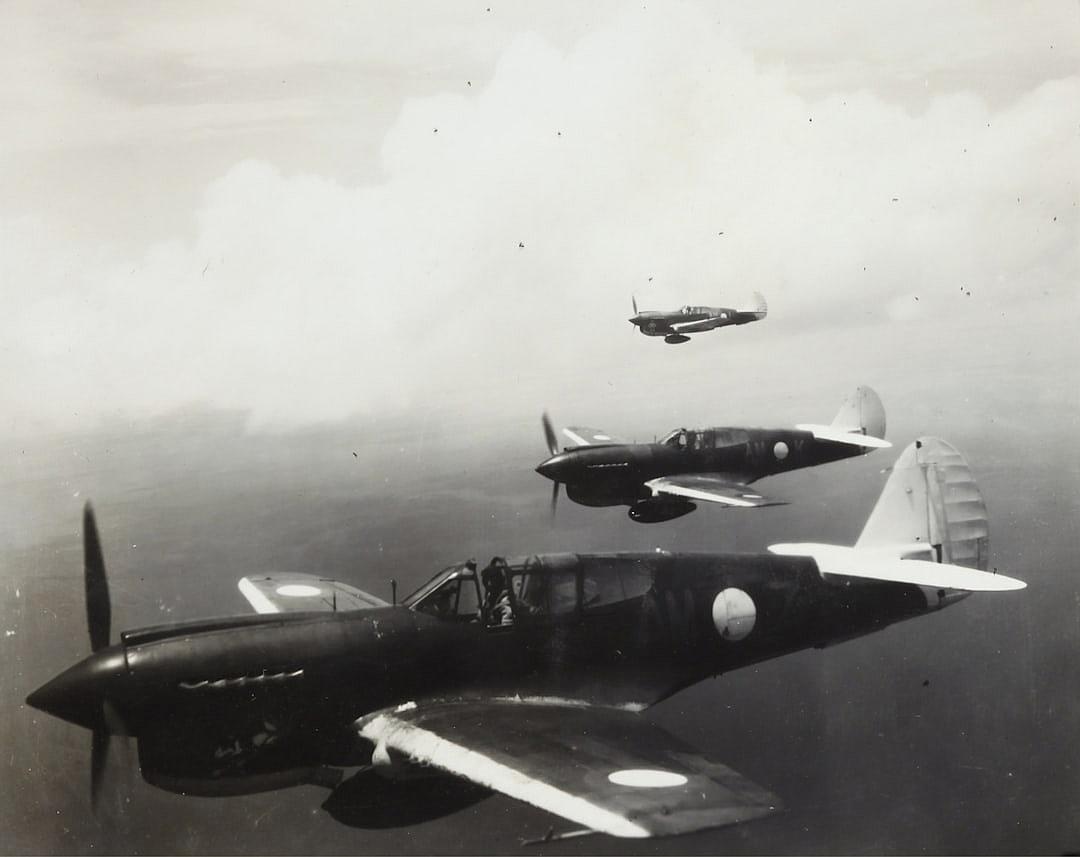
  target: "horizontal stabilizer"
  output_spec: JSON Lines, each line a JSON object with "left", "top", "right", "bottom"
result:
{"left": 795, "top": 424, "right": 892, "bottom": 449}
{"left": 767, "top": 543, "right": 1025, "bottom": 592}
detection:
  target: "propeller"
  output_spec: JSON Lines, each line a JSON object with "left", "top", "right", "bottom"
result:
{"left": 90, "top": 724, "right": 110, "bottom": 811}
{"left": 83, "top": 502, "right": 116, "bottom": 813}
{"left": 632, "top": 295, "right": 638, "bottom": 316}
{"left": 541, "top": 413, "right": 560, "bottom": 521}
{"left": 541, "top": 412, "right": 559, "bottom": 457}
{"left": 84, "top": 504, "right": 110, "bottom": 654}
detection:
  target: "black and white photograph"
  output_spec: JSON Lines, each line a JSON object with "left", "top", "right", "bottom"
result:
{"left": 2, "top": 2, "right": 1078, "bottom": 854}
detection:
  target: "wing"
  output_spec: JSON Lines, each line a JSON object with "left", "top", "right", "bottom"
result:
{"left": 669, "top": 316, "right": 727, "bottom": 333}
{"left": 645, "top": 474, "right": 785, "bottom": 508}
{"left": 562, "top": 426, "right": 623, "bottom": 447}
{"left": 238, "top": 573, "right": 389, "bottom": 614}
{"left": 357, "top": 700, "right": 780, "bottom": 838}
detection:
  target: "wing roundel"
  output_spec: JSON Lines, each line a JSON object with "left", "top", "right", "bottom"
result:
{"left": 237, "top": 574, "right": 388, "bottom": 614}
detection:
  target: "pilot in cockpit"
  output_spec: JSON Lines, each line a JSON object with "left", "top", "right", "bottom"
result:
{"left": 481, "top": 557, "right": 513, "bottom": 626}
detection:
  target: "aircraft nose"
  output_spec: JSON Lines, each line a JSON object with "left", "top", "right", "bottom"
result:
{"left": 26, "top": 648, "right": 126, "bottom": 731}
{"left": 536, "top": 453, "right": 574, "bottom": 482}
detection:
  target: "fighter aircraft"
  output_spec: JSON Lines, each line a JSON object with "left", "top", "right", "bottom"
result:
{"left": 537, "top": 386, "right": 891, "bottom": 522}
{"left": 27, "top": 438, "right": 1025, "bottom": 843}
{"left": 629, "top": 292, "right": 767, "bottom": 343}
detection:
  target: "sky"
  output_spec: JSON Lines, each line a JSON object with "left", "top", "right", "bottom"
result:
{"left": 0, "top": 1, "right": 1077, "bottom": 433}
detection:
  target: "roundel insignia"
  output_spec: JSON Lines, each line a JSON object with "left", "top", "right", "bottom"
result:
{"left": 773, "top": 441, "right": 789, "bottom": 460}
{"left": 607, "top": 769, "right": 689, "bottom": 788}
{"left": 276, "top": 584, "right": 322, "bottom": 597}
{"left": 712, "top": 588, "right": 756, "bottom": 641}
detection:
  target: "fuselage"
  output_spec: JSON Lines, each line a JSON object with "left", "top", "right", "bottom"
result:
{"left": 536, "top": 428, "right": 865, "bottom": 512}
{"left": 630, "top": 305, "right": 755, "bottom": 337}
{"left": 27, "top": 550, "right": 960, "bottom": 797}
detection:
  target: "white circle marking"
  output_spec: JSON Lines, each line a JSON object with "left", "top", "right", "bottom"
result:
{"left": 712, "top": 588, "right": 757, "bottom": 641}
{"left": 773, "top": 441, "right": 789, "bottom": 460}
{"left": 276, "top": 584, "right": 322, "bottom": 597}
{"left": 607, "top": 769, "right": 688, "bottom": 788}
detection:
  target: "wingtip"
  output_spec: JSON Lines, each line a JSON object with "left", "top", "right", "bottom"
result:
{"left": 989, "top": 574, "right": 1027, "bottom": 592}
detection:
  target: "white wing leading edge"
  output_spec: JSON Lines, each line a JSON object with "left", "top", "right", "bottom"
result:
{"left": 356, "top": 699, "right": 780, "bottom": 838}
{"left": 645, "top": 474, "right": 785, "bottom": 508}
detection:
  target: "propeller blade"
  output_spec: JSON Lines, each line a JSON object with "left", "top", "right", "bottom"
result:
{"left": 541, "top": 412, "right": 559, "bottom": 457}
{"left": 632, "top": 295, "right": 638, "bottom": 315}
{"left": 83, "top": 503, "right": 111, "bottom": 653}
{"left": 550, "top": 480, "right": 559, "bottom": 521}
{"left": 90, "top": 725, "right": 110, "bottom": 813}
{"left": 92, "top": 702, "right": 131, "bottom": 814}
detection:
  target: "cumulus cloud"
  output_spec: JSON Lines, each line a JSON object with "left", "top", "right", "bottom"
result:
{"left": 1, "top": 4, "right": 1077, "bottom": 432}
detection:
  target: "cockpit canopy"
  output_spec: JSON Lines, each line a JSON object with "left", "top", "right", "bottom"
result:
{"left": 659, "top": 427, "right": 751, "bottom": 451}
{"left": 403, "top": 554, "right": 655, "bottom": 625}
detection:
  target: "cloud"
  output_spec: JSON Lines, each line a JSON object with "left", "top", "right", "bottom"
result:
{"left": 720, "top": 0, "right": 1080, "bottom": 106}
{"left": 2, "top": 4, "right": 1077, "bottom": 433}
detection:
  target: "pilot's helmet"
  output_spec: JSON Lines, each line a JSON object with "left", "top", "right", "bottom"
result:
{"left": 483, "top": 559, "right": 507, "bottom": 589}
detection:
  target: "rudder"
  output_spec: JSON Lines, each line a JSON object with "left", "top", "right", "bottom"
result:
{"left": 831, "top": 386, "right": 886, "bottom": 441}
{"left": 856, "top": 437, "right": 989, "bottom": 570}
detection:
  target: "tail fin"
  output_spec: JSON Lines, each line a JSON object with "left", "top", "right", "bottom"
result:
{"left": 770, "top": 437, "right": 1024, "bottom": 592}
{"left": 796, "top": 385, "right": 890, "bottom": 449}
{"left": 856, "top": 437, "right": 989, "bottom": 570}
{"left": 736, "top": 291, "right": 767, "bottom": 320}
{"left": 831, "top": 386, "right": 886, "bottom": 441}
